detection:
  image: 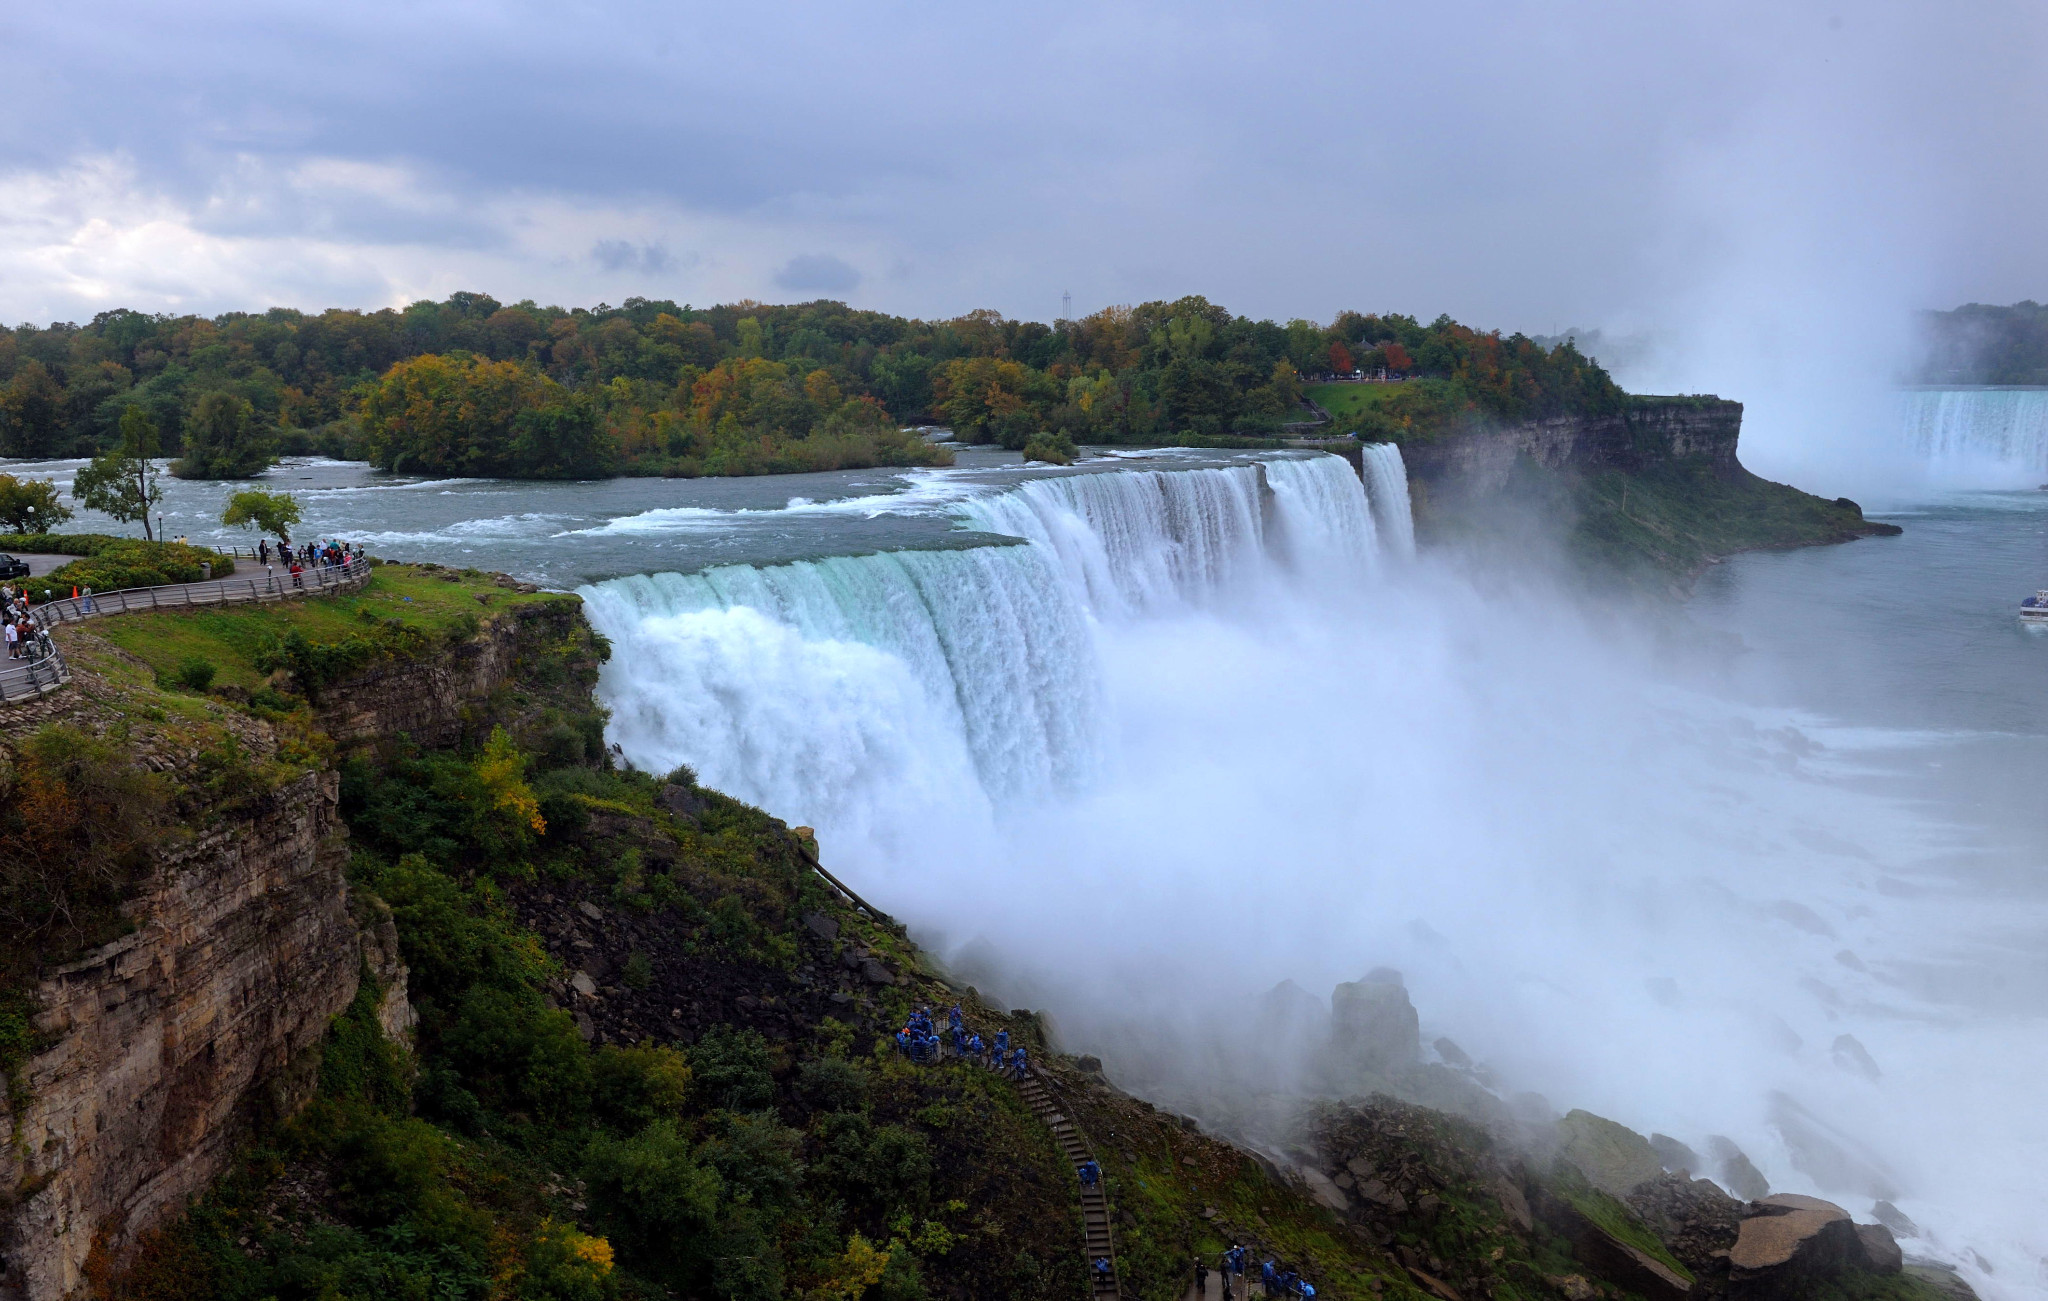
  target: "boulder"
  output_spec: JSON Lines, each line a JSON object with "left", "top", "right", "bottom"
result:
{"left": 1871, "top": 1200, "right": 1918, "bottom": 1238}
{"left": 1328, "top": 977, "right": 1420, "bottom": 1072}
{"left": 1651, "top": 1133, "right": 1703, "bottom": 1176}
{"left": 802, "top": 910, "right": 839, "bottom": 940}
{"left": 1558, "top": 1110, "right": 1664, "bottom": 1199}
{"left": 1706, "top": 1135, "right": 1770, "bottom": 1201}
{"left": 1491, "top": 1178, "right": 1533, "bottom": 1233}
{"left": 1432, "top": 1036, "right": 1472, "bottom": 1069}
{"left": 1831, "top": 1034, "right": 1881, "bottom": 1081}
{"left": 1855, "top": 1223, "right": 1902, "bottom": 1274}
{"left": 1560, "top": 1206, "right": 1693, "bottom": 1301}
{"left": 859, "top": 957, "right": 895, "bottom": 985}
{"left": 1300, "top": 1166, "right": 1351, "bottom": 1212}
{"left": 657, "top": 782, "right": 707, "bottom": 820}
{"left": 1729, "top": 1194, "right": 1860, "bottom": 1298}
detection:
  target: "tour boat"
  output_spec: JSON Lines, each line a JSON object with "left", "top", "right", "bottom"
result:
{"left": 2022, "top": 591, "right": 2048, "bottom": 621}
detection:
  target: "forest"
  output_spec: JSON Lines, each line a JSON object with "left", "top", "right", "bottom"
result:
{"left": 1914, "top": 300, "right": 2048, "bottom": 384}
{"left": 0, "top": 293, "right": 1624, "bottom": 479}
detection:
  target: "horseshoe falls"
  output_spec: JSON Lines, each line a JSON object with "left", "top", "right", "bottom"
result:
{"left": 1901, "top": 386, "right": 2048, "bottom": 485}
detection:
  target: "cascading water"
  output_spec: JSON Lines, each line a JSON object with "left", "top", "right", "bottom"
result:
{"left": 1360, "top": 443, "right": 1417, "bottom": 555}
{"left": 1900, "top": 387, "right": 2048, "bottom": 484}
{"left": 585, "top": 450, "right": 1388, "bottom": 820}
{"left": 580, "top": 443, "right": 2039, "bottom": 1289}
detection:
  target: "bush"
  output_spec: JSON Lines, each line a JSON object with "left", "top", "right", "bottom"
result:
{"left": 39, "top": 540, "right": 234, "bottom": 596}
{"left": 689, "top": 1024, "right": 775, "bottom": 1111}
{"left": 583, "top": 1121, "right": 723, "bottom": 1286}
{"left": 171, "top": 656, "right": 216, "bottom": 692}
{"left": 592, "top": 1042, "right": 692, "bottom": 1131}
{"left": 1020, "top": 431, "right": 1076, "bottom": 465}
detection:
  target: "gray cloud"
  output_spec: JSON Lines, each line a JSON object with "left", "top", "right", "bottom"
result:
{"left": 774, "top": 253, "right": 860, "bottom": 293}
{"left": 592, "top": 239, "right": 675, "bottom": 275}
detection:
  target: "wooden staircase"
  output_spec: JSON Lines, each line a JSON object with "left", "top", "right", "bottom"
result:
{"left": 1017, "top": 1067, "right": 1120, "bottom": 1299}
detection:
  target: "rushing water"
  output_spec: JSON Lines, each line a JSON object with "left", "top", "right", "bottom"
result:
{"left": 1900, "top": 387, "right": 2048, "bottom": 488}
{"left": 11, "top": 436, "right": 2044, "bottom": 1293}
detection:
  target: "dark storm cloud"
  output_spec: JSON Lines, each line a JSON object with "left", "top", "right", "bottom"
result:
{"left": 3, "top": 0, "right": 2047, "bottom": 357}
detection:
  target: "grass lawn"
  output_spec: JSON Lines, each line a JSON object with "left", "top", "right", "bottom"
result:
{"left": 74, "top": 564, "right": 572, "bottom": 690}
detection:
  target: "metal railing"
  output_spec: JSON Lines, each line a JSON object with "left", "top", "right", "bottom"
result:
{"left": 31, "top": 559, "right": 372, "bottom": 629}
{"left": 0, "top": 638, "right": 70, "bottom": 702}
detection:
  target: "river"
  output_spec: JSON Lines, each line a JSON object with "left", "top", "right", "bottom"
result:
{"left": 12, "top": 408, "right": 2047, "bottom": 1294}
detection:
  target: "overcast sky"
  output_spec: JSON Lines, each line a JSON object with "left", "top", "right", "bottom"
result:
{"left": 5, "top": 0, "right": 2047, "bottom": 454}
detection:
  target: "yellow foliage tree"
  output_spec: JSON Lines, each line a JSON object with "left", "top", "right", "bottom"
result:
{"left": 474, "top": 726, "right": 545, "bottom": 837}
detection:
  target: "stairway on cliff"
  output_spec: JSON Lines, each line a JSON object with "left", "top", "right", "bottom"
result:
{"left": 1017, "top": 1066, "right": 1122, "bottom": 1300}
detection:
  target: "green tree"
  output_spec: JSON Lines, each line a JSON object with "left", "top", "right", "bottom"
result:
{"left": 0, "top": 475, "right": 74, "bottom": 534}
{"left": 73, "top": 407, "right": 164, "bottom": 540}
{"left": 0, "top": 361, "right": 68, "bottom": 458}
{"left": 172, "top": 391, "right": 276, "bottom": 479}
{"left": 219, "top": 488, "right": 303, "bottom": 545}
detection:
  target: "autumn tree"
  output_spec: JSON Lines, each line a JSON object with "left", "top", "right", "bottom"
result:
{"left": 172, "top": 391, "right": 277, "bottom": 479}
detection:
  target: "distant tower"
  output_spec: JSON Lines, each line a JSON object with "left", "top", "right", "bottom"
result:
{"left": 1062, "top": 291, "right": 1072, "bottom": 322}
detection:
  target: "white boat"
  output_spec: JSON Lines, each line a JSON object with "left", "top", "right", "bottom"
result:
{"left": 2022, "top": 590, "right": 2048, "bottom": 621}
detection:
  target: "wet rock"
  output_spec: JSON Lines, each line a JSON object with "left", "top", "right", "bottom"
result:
{"left": 1546, "top": 1274, "right": 1597, "bottom": 1301}
{"left": 1871, "top": 1200, "right": 1918, "bottom": 1238}
{"left": 1706, "top": 1136, "right": 1770, "bottom": 1201}
{"left": 1855, "top": 1223, "right": 1902, "bottom": 1274}
{"left": 1301, "top": 1167, "right": 1351, "bottom": 1212}
{"left": 1768, "top": 1092, "right": 1896, "bottom": 1199}
{"left": 1627, "top": 1172, "right": 1744, "bottom": 1279}
{"left": 1491, "top": 1178, "right": 1533, "bottom": 1233}
{"left": 573, "top": 1010, "right": 596, "bottom": 1042}
{"left": 1651, "top": 1133, "right": 1703, "bottom": 1175}
{"left": 577, "top": 900, "right": 604, "bottom": 922}
{"left": 802, "top": 911, "right": 839, "bottom": 940}
{"left": 1404, "top": 1266, "right": 1463, "bottom": 1301}
{"left": 569, "top": 970, "right": 598, "bottom": 998}
{"left": 859, "top": 957, "right": 894, "bottom": 984}
{"left": 1831, "top": 1034, "right": 1881, "bottom": 1081}
{"left": 1558, "top": 1110, "right": 1664, "bottom": 1198}
{"left": 1558, "top": 1200, "right": 1694, "bottom": 1301}
{"left": 1328, "top": 975, "right": 1420, "bottom": 1072}
{"left": 1075, "top": 1054, "right": 1103, "bottom": 1075}
{"left": 1903, "top": 1263, "right": 1980, "bottom": 1301}
{"left": 1730, "top": 1194, "right": 1861, "bottom": 1296}
{"left": 657, "top": 782, "right": 707, "bottom": 820}
{"left": 1432, "top": 1036, "right": 1472, "bottom": 1069}
{"left": 1345, "top": 1156, "right": 1376, "bottom": 1180}
{"left": 1356, "top": 1178, "right": 1409, "bottom": 1215}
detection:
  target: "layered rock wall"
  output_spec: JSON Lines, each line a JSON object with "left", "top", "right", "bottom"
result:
{"left": 0, "top": 589, "right": 586, "bottom": 1299}
{"left": 1397, "top": 399, "right": 1744, "bottom": 493}
{"left": 0, "top": 772, "right": 355, "bottom": 1301}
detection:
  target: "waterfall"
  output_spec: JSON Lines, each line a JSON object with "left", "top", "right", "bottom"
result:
{"left": 583, "top": 453, "right": 1384, "bottom": 822}
{"left": 1900, "top": 387, "right": 2048, "bottom": 483}
{"left": 1360, "top": 443, "right": 1416, "bottom": 555}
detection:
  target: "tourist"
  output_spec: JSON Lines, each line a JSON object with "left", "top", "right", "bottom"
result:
{"left": 258, "top": 538, "right": 269, "bottom": 565}
{"left": 1010, "top": 1046, "right": 1028, "bottom": 1079}
{"left": 80, "top": 585, "right": 95, "bottom": 613}
{"left": 290, "top": 559, "right": 303, "bottom": 589}
{"left": 1092, "top": 1258, "right": 1113, "bottom": 1289}
{"left": 1078, "top": 1158, "right": 1100, "bottom": 1186}
{"left": 1196, "top": 1258, "right": 1210, "bottom": 1295}
{"left": 1262, "top": 1259, "right": 1277, "bottom": 1298}
{"left": 994, "top": 1029, "right": 1010, "bottom": 1062}
{"left": 6, "top": 618, "right": 18, "bottom": 659}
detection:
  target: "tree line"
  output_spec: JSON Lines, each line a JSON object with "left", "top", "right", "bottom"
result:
{"left": 1914, "top": 301, "right": 2048, "bottom": 385}
{"left": 0, "top": 293, "right": 1626, "bottom": 479}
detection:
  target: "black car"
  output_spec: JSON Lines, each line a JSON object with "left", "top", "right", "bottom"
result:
{"left": 0, "top": 554, "right": 29, "bottom": 581}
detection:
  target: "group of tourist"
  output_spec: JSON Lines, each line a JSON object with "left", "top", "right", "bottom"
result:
{"left": 257, "top": 538, "right": 364, "bottom": 589}
{"left": 0, "top": 586, "right": 52, "bottom": 662}
{"left": 892, "top": 1004, "right": 1031, "bottom": 1079}
{"left": 1193, "top": 1245, "right": 1315, "bottom": 1299}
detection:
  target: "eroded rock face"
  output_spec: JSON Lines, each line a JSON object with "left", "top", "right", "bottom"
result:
{"left": 1327, "top": 976, "right": 1419, "bottom": 1073}
{"left": 1726, "top": 1194, "right": 1902, "bottom": 1299}
{"left": 1557, "top": 1110, "right": 1664, "bottom": 1199}
{"left": 0, "top": 773, "right": 358, "bottom": 1301}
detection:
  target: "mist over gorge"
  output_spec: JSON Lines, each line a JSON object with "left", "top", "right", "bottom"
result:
{"left": 580, "top": 440, "right": 2044, "bottom": 1289}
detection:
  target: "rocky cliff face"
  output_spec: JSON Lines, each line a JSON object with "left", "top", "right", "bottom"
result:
{"left": 0, "top": 591, "right": 585, "bottom": 1300}
{"left": 0, "top": 772, "right": 356, "bottom": 1301}
{"left": 1398, "top": 399, "right": 1745, "bottom": 493}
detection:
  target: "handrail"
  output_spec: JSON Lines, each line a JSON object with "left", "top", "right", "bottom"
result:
{"left": 29, "top": 560, "right": 372, "bottom": 630}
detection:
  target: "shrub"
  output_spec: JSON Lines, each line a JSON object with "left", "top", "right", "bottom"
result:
{"left": 592, "top": 1042, "right": 692, "bottom": 1131}
{"left": 797, "top": 1056, "right": 871, "bottom": 1113}
{"left": 582, "top": 1120, "right": 722, "bottom": 1285}
{"left": 170, "top": 656, "right": 216, "bottom": 692}
{"left": 39, "top": 540, "right": 234, "bottom": 596}
{"left": 1020, "top": 431, "right": 1077, "bottom": 465}
{"left": 689, "top": 1024, "right": 775, "bottom": 1111}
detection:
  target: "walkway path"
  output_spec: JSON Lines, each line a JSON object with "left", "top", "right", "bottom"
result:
{"left": 0, "top": 560, "right": 370, "bottom": 703}
{"left": 1015, "top": 1067, "right": 1121, "bottom": 1299}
